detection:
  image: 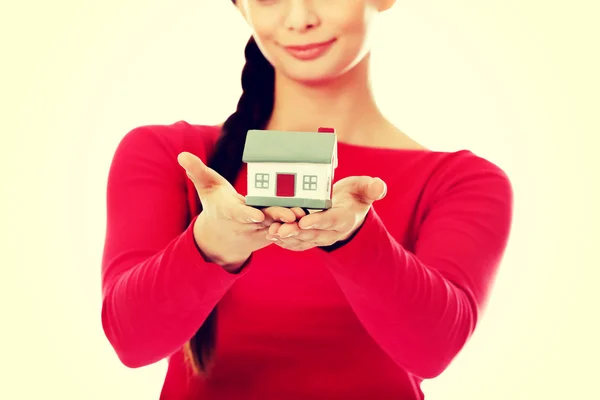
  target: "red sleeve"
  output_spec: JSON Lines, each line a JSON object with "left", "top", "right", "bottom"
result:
{"left": 101, "top": 125, "right": 245, "bottom": 368}
{"left": 321, "top": 156, "right": 513, "bottom": 379}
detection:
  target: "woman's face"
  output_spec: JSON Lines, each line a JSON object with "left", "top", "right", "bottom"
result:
{"left": 236, "top": 0, "right": 395, "bottom": 84}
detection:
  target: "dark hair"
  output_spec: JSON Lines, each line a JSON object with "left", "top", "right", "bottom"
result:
{"left": 183, "top": 23, "right": 275, "bottom": 374}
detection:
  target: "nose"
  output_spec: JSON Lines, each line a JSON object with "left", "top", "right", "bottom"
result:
{"left": 283, "top": 0, "right": 320, "bottom": 32}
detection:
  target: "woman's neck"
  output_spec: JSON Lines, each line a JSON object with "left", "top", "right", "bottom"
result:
{"left": 266, "top": 57, "right": 387, "bottom": 144}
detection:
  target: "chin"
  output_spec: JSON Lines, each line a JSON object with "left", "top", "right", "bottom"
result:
{"left": 284, "top": 70, "right": 340, "bottom": 86}
{"left": 280, "top": 59, "right": 360, "bottom": 87}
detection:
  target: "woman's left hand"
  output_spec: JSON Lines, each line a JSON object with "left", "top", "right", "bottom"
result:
{"left": 264, "top": 176, "right": 387, "bottom": 251}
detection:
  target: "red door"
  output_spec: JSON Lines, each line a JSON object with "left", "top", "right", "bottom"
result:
{"left": 276, "top": 173, "right": 295, "bottom": 197}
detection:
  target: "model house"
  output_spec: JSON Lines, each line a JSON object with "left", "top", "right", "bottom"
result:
{"left": 242, "top": 127, "right": 338, "bottom": 210}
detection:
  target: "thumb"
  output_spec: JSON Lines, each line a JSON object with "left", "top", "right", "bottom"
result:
{"left": 177, "top": 152, "right": 227, "bottom": 195}
{"left": 356, "top": 177, "right": 387, "bottom": 203}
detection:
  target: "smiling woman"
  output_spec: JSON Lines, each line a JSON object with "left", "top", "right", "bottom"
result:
{"left": 237, "top": 0, "right": 387, "bottom": 84}
{"left": 100, "top": 1, "right": 513, "bottom": 399}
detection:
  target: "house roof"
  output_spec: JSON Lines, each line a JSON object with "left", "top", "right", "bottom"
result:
{"left": 242, "top": 129, "right": 337, "bottom": 164}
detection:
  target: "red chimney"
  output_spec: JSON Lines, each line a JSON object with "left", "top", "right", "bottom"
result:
{"left": 318, "top": 127, "right": 335, "bottom": 133}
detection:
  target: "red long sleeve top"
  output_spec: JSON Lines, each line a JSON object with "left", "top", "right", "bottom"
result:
{"left": 101, "top": 121, "right": 513, "bottom": 400}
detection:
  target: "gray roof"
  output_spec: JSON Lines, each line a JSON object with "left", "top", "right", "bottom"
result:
{"left": 242, "top": 129, "right": 336, "bottom": 164}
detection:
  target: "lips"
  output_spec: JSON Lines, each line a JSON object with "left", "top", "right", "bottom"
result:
{"left": 285, "top": 39, "right": 336, "bottom": 51}
{"left": 282, "top": 39, "right": 337, "bottom": 61}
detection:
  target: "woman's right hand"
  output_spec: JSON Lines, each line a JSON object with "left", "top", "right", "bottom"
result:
{"left": 177, "top": 152, "right": 296, "bottom": 272}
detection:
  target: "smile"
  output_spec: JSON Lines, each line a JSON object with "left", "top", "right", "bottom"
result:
{"left": 282, "top": 38, "right": 337, "bottom": 61}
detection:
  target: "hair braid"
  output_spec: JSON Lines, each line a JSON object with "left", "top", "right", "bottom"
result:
{"left": 183, "top": 34, "right": 275, "bottom": 375}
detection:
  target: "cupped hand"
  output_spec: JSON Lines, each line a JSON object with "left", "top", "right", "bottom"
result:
{"left": 177, "top": 152, "right": 297, "bottom": 270}
{"left": 265, "top": 176, "right": 387, "bottom": 251}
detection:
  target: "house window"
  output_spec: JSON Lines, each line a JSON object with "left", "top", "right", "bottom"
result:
{"left": 303, "top": 175, "right": 318, "bottom": 191}
{"left": 255, "top": 173, "right": 269, "bottom": 189}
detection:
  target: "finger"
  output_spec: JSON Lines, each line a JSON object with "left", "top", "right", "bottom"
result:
{"left": 262, "top": 206, "right": 297, "bottom": 223}
{"left": 177, "top": 152, "right": 230, "bottom": 196}
{"left": 269, "top": 236, "right": 315, "bottom": 251}
{"left": 227, "top": 203, "right": 266, "bottom": 224}
{"left": 290, "top": 207, "right": 307, "bottom": 219}
{"left": 268, "top": 221, "right": 282, "bottom": 235}
{"left": 367, "top": 178, "right": 387, "bottom": 201}
{"left": 272, "top": 230, "right": 340, "bottom": 249}
{"left": 268, "top": 220, "right": 340, "bottom": 244}
{"left": 335, "top": 176, "right": 387, "bottom": 204}
{"left": 298, "top": 208, "right": 351, "bottom": 231}
{"left": 352, "top": 177, "right": 386, "bottom": 203}
{"left": 293, "top": 228, "right": 337, "bottom": 245}
{"left": 275, "top": 222, "right": 301, "bottom": 238}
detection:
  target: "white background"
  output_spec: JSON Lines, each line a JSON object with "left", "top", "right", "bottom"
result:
{"left": 2, "top": 0, "right": 599, "bottom": 399}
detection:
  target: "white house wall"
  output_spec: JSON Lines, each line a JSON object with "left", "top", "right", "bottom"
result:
{"left": 247, "top": 162, "right": 331, "bottom": 200}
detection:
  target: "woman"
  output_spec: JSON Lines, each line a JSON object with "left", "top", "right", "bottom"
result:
{"left": 101, "top": 0, "right": 513, "bottom": 399}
